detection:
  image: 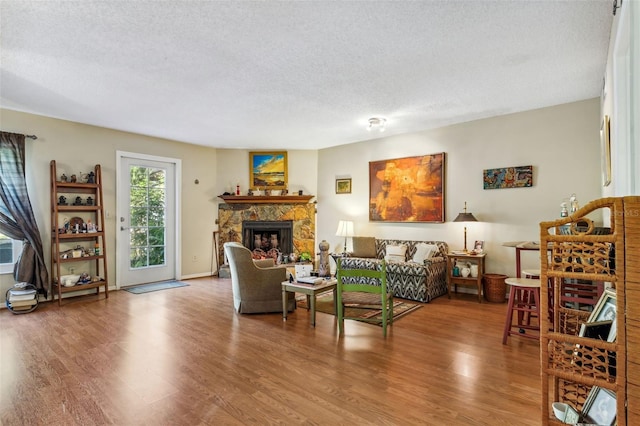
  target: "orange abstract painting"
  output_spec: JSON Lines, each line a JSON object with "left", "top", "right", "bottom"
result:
{"left": 369, "top": 153, "right": 445, "bottom": 223}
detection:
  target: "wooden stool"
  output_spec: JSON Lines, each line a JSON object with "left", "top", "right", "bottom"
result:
{"left": 502, "top": 277, "right": 541, "bottom": 344}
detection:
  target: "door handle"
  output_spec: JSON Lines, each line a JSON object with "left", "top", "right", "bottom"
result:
{"left": 120, "top": 226, "right": 129, "bottom": 231}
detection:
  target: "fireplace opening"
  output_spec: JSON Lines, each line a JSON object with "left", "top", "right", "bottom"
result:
{"left": 242, "top": 221, "right": 293, "bottom": 259}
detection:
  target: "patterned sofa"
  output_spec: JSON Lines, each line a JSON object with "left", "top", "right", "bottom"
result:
{"left": 339, "top": 238, "right": 449, "bottom": 303}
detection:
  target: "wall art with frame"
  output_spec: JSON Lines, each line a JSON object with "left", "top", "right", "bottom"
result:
{"left": 581, "top": 386, "right": 616, "bottom": 425}
{"left": 601, "top": 115, "right": 612, "bottom": 187}
{"left": 249, "top": 151, "right": 288, "bottom": 189}
{"left": 369, "top": 153, "right": 445, "bottom": 223}
{"left": 335, "top": 178, "right": 352, "bottom": 194}
{"left": 483, "top": 165, "right": 533, "bottom": 189}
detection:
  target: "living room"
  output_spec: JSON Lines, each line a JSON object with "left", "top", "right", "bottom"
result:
{"left": 1, "top": 1, "right": 639, "bottom": 424}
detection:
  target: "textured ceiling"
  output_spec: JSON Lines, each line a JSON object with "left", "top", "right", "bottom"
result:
{"left": 0, "top": 1, "right": 613, "bottom": 150}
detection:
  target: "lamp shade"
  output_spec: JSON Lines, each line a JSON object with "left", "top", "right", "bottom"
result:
{"left": 453, "top": 201, "right": 477, "bottom": 222}
{"left": 335, "top": 220, "right": 354, "bottom": 237}
{"left": 453, "top": 212, "right": 478, "bottom": 222}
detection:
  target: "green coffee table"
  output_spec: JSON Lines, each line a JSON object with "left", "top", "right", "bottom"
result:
{"left": 282, "top": 278, "right": 337, "bottom": 327}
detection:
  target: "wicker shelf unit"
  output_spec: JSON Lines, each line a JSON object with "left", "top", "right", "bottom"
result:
{"left": 539, "top": 196, "right": 640, "bottom": 425}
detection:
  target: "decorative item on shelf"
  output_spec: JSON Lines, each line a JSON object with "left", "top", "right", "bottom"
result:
{"left": 453, "top": 202, "right": 478, "bottom": 253}
{"left": 560, "top": 201, "right": 569, "bottom": 217}
{"left": 282, "top": 188, "right": 288, "bottom": 195}
{"left": 94, "top": 242, "right": 100, "bottom": 255}
{"left": 86, "top": 220, "right": 97, "bottom": 233}
{"left": 236, "top": 183, "right": 240, "bottom": 195}
{"left": 264, "top": 189, "right": 271, "bottom": 196}
{"left": 453, "top": 263, "right": 460, "bottom": 277}
{"left": 86, "top": 171, "right": 95, "bottom": 184}
{"left": 298, "top": 190, "right": 303, "bottom": 196}
{"left": 60, "top": 173, "right": 68, "bottom": 182}
{"left": 58, "top": 195, "right": 67, "bottom": 206}
{"left": 335, "top": 220, "right": 354, "bottom": 253}
{"left": 569, "top": 193, "right": 579, "bottom": 213}
{"left": 470, "top": 263, "right": 479, "bottom": 278}
{"left": 70, "top": 217, "right": 83, "bottom": 233}
{"left": 86, "top": 196, "right": 93, "bottom": 206}
{"left": 289, "top": 253, "right": 297, "bottom": 263}
{"left": 460, "top": 263, "right": 471, "bottom": 277}
{"left": 247, "top": 189, "right": 253, "bottom": 196}
{"left": 72, "top": 196, "right": 83, "bottom": 206}
{"left": 282, "top": 254, "right": 289, "bottom": 264}
{"left": 70, "top": 174, "right": 77, "bottom": 183}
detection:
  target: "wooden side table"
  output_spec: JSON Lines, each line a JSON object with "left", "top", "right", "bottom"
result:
{"left": 446, "top": 253, "right": 486, "bottom": 303}
{"left": 282, "top": 278, "right": 337, "bottom": 327}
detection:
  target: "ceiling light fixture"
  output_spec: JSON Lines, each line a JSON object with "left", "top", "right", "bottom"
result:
{"left": 367, "top": 117, "right": 387, "bottom": 132}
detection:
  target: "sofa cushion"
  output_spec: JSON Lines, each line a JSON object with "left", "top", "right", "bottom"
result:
{"left": 412, "top": 243, "right": 439, "bottom": 263}
{"left": 384, "top": 244, "right": 407, "bottom": 262}
{"left": 352, "top": 236, "right": 377, "bottom": 258}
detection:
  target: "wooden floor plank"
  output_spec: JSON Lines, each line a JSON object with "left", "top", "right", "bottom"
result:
{"left": 0, "top": 277, "right": 541, "bottom": 425}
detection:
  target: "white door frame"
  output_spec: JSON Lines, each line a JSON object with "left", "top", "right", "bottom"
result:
{"left": 115, "top": 151, "right": 182, "bottom": 289}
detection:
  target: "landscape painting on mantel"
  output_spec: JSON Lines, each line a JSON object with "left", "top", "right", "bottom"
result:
{"left": 249, "top": 151, "right": 288, "bottom": 189}
{"left": 369, "top": 153, "right": 445, "bottom": 223}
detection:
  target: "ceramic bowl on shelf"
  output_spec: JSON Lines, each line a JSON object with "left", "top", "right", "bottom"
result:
{"left": 552, "top": 402, "right": 568, "bottom": 422}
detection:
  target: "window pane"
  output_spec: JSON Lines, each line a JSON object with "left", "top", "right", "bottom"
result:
{"left": 148, "top": 227, "right": 165, "bottom": 246}
{"left": 129, "top": 228, "right": 148, "bottom": 247}
{"left": 130, "top": 207, "right": 148, "bottom": 227}
{"left": 149, "top": 247, "right": 165, "bottom": 266}
{"left": 0, "top": 235, "right": 12, "bottom": 264}
{"left": 130, "top": 247, "right": 148, "bottom": 268}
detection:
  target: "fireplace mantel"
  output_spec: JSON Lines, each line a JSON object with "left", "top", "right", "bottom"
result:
{"left": 218, "top": 195, "right": 314, "bottom": 204}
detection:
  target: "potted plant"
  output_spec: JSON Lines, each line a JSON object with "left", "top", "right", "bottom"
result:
{"left": 299, "top": 252, "right": 312, "bottom": 263}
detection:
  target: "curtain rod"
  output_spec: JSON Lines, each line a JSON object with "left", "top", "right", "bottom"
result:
{"left": 25, "top": 134, "right": 38, "bottom": 140}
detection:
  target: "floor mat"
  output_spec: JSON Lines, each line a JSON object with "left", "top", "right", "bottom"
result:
{"left": 123, "top": 281, "right": 189, "bottom": 294}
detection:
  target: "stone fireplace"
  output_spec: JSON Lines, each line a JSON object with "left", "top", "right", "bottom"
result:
{"left": 217, "top": 199, "right": 316, "bottom": 269}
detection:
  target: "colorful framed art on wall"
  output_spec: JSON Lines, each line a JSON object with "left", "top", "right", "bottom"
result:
{"left": 369, "top": 153, "right": 445, "bottom": 223}
{"left": 249, "top": 151, "right": 288, "bottom": 189}
{"left": 483, "top": 165, "right": 533, "bottom": 189}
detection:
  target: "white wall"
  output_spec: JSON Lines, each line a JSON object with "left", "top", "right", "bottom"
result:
{"left": 602, "top": 0, "right": 640, "bottom": 197}
{"left": 0, "top": 109, "right": 220, "bottom": 298}
{"left": 316, "top": 99, "right": 602, "bottom": 276}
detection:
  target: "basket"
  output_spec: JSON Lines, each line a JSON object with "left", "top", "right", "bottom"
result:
{"left": 483, "top": 273, "right": 508, "bottom": 303}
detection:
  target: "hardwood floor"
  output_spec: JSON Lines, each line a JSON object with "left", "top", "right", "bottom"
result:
{"left": 0, "top": 277, "right": 541, "bottom": 425}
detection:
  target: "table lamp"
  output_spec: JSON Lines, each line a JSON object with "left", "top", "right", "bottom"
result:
{"left": 335, "top": 220, "right": 354, "bottom": 253}
{"left": 453, "top": 202, "right": 477, "bottom": 252}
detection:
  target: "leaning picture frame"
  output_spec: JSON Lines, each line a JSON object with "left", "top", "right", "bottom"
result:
{"left": 335, "top": 178, "right": 352, "bottom": 194}
{"left": 588, "top": 288, "right": 617, "bottom": 342}
{"left": 581, "top": 386, "right": 617, "bottom": 425}
{"left": 601, "top": 115, "right": 612, "bottom": 187}
{"left": 249, "top": 151, "right": 288, "bottom": 190}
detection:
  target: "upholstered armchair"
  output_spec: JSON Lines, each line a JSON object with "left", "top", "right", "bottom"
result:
{"left": 223, "top": 242, "right": 296, "bottom": 314}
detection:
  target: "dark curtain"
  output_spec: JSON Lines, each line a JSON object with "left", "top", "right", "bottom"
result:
{"left": 0, "top": 131, "right": 49, "bottom": 297}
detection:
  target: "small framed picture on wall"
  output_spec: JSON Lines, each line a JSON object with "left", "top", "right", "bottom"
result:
{"left": 336, "top": 178, "right": 352, "bottom": 194}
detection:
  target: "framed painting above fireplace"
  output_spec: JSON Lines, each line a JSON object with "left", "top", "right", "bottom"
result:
{"left": 249, "top": 151, "right": 288, "bottom": 190}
